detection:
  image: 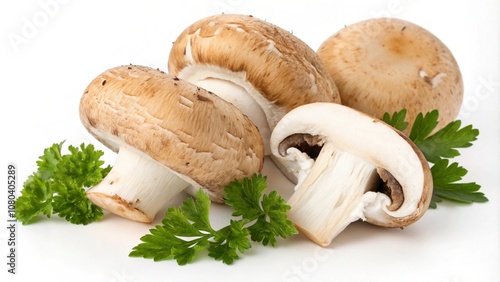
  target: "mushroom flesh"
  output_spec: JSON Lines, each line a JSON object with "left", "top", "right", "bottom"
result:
{"left": 270, "top": 102, "right": 433, "bottom": 247}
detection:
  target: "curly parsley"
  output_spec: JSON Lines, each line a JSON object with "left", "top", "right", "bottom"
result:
{"left": 15, "top": 141, "right": 110, "bottom": 225}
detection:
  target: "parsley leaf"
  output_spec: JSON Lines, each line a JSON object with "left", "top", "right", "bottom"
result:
{"left": 129, "top": 174, "right": 297, "bottom": 265}
{"left": 14, "top": 174, "right": 54, "bottom": 223}
{"left": 224, "top": 176, "right": 296, "bottom": 246}
{"left": 382, "top": 109, "right": 409, "bottom": 132}
{"left": 404, "top": 110, "right": 479, "bottom": 162}
{"left": 417, "top": 120, "right": 479, "bottom": 163}
{"left": 15, "top": 142, "right": 110, "bottom": 225}
{"left": 408, "top": 110, "right": 440, "bottom": 145}
{"left": 383, "top": 110, "right": 486, "bottom": 208}
{"left": 56, "top": 143, "right": 112, "bottom": 187}
{"left": 52, "top": 178, "right": 104, "bottom": 225}
{"left": 209, "top": 220, "right": 251, "bottom": 264}
{"left": 430, "top": 159, "right": 487, "bottom": 208}
{"left": 36, "top": 142, "right": 63, "bottom": 179}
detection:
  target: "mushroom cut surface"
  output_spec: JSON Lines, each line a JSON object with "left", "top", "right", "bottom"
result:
{"left": 270, "top": 102, "right": 433, "bottom": 246}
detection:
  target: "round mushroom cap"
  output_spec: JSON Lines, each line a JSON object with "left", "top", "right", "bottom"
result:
{"left": 168, "top": 14, "right": 340, "bottom": 129}
{"left": 79, "top": 65, "right": 264, "bottom": 202}
{"left": 317, "top": 17, "right": 463, "bottom": 133}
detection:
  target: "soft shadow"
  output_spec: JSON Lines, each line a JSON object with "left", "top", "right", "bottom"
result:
{"left": 261, "top": 156, "right": 296, "bottom": 199}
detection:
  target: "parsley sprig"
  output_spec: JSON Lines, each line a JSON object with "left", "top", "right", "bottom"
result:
{"left": 382, "top": 109, "right": 487, "bottom": 208}
{"left": 129, "top": 174, "right": 297, "bottom": 265}
{"left": 15, "top": 142, "right": 110, "bottom": 225}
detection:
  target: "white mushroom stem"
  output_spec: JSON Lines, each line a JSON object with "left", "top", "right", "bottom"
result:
{"left": 271, "top": 103, "right": 432, "bottom": 247}
{"left": 286, "top": 143, "right": 380, "bottom": 247}
{"left": 177, "top": 66, "right": 274, "bottom": 155}
{"left": 86, "top": 147, "right": 191, "bottom": 223}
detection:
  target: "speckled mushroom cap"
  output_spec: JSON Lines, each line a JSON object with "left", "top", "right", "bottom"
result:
{"left": 317, "top": 17, "right": 463, "bottom": 133}
{"left": 168, "top": 14, "right": 340, "bottom": 131}
{"left": 79, "top": 65, "right": 264, "bottom": 202}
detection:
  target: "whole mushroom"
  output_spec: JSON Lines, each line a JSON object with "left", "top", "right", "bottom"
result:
{"left": 80, "top": 65, "right": 264, "bottom": 223}
{"left": 270, "top": 102, "right": 433, "bottom": 247}
{"left": 317, "top": 17, "right": 463, "bottom": 133}
{"left": 168, "top": 14, "right": 340, "bottom": 154}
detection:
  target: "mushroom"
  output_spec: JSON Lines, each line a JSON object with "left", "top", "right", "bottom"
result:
{"left": 168, "top": 14, "right": 340, "bottom": 154}
{"left": 317, "top": 17, "right": 463, "bottom": 133}
{"left": 80, "top": 65, "right": 264, "bottom": 223}
{"left": 270, "top": 102, "right": 433, "bottom": 247}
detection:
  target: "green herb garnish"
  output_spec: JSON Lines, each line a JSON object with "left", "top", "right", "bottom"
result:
{"left": 129, "top": 174, "right": 297, "bottom": 265}
{"left": 382, "top": 109, "right": 487, "bottom": 208}
{"left": 15, "top": 141, "right": 110, "bottom": 225}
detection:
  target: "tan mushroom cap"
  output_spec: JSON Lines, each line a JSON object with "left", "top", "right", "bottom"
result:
{"left": 168, "top": 14, "right": 340, "bottom": 118}
{"left": 317, "top": 17, "right": 463, "bottom": 133}
{"left": 79, "top": 65, "right": 264, "bottom": 202}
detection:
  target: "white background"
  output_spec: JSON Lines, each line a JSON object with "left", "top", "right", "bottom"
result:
{"left": 1, "top": 1, "right": 499, "bottom": 281}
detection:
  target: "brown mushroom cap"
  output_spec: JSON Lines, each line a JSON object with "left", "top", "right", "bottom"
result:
{"left": 80, "top": 65, "right": 264, "bottom": 202}
{"left": 317, "top": 17, "right": 463, "bottom": 133}
{"left": 168, "top": 14, "right": 340, "bottom": 126}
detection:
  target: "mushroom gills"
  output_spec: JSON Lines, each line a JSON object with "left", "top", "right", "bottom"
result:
{"left": 277, "top": 133, "right": 323, "bottom": 187}
{"left": 86, "top": 146, "right": 191, "bottom": 223}
{"left": 282, "top": 136, "right": 403, "bottom": 247}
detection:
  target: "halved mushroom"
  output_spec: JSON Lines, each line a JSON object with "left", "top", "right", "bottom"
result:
{"left": 270, "top": 102, "right": 433, "bottom": 247}
{"left": 168, "top": 14, "right": 340, "bottom": 154}
{"left": 317, "top": 17, "right": 463, "bottom": 133}
{"left": 80, "top": 65, "right": 264, "bottom": 223}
